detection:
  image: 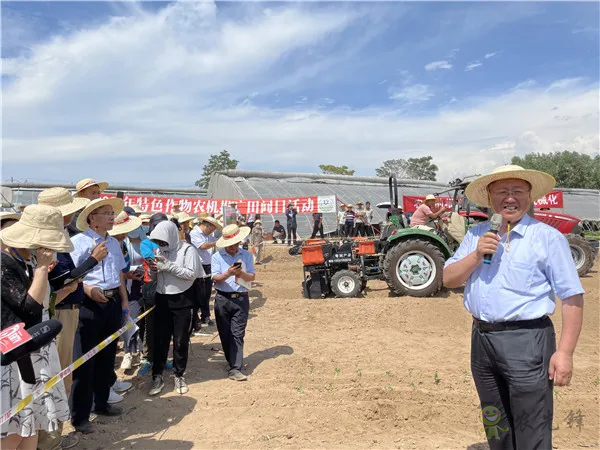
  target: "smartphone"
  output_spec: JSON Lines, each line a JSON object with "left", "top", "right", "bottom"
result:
{"left": 232, "top": 262, "right": 242, "bottom": 268}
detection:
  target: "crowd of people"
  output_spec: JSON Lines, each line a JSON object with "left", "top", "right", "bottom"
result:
{"left": 1, "top": 178, "right": 256, "bottom": 449}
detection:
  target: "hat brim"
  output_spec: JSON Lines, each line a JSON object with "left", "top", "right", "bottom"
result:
{"left": 0, "top": 212, "right": 22, "bottom": 221}
{"left": 54, "top": 197, "right": 90, "bottom": 217}
{"left": 108, "top": 215, "right": 143, "bottom": 236}
{"left": 465, "top": 169, "right": 556, "bottom": 208}
{"left": 216, "top": 226, "right": 251, "bottom": 248}
{"left": 1, "top": 223, "right": 74, "bottom": 253}
{"left": 198, "top": 216, "right": 223, "bottom": 230}
{"left": 76, "top": 198, "right": 124, "bottom": 232}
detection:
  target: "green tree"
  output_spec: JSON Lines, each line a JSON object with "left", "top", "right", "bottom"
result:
{"left": 375, "top": 156, "right": 438, "bottom": 181}
{"left": 195, "top": 150, "right": 239, "bottom": 189}
{"left": 319, "top": 164, "right": 355, "bottom": 176}
{"left": 511, "top": 151, "right": 600, "bottom": 189}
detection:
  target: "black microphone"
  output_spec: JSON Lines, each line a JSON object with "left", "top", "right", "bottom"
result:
{"left": 483, "top": 213, "right": 503, "bottom": 265}
{"left": 1, "top": 320, "right": 63, "bottom": 384}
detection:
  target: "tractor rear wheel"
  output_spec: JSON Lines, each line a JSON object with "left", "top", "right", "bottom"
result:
{"left": 383, "top": 239, "right": 445, "bottom": 297}
{"left": 331, "top": 270, "right": 362, "bottom": 298}
{"left": 566, "top": 234, "right": 594, "bottom": 277}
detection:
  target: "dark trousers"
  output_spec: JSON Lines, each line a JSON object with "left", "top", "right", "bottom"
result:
{"left": 214, "top": 292, "right": 249, "bottom": 371}
{"left": 70, "top": 294, "right": 122, "bottom": 426}
{"left": 355, "top": 223, "right": 367, "bottom": 237}
{"left": 200, "top": 265, "right": 212, "bottom": 321}
{"left": 287, "top": 223, "right": 297, "bottom": 243}
{"left": 311, "top": 223, "right": 324, "bottom": 239}
{"left": 471, "top": 317, "right": 556, "bottom": 450}
{"left": 344, "top": 223, "right": 354, "bottom": 237}
{"left": 153, "top": 294, "right": 193, "bottom": 378}
{"left": 141, "top": 303, "right": 154, "bottom": 362}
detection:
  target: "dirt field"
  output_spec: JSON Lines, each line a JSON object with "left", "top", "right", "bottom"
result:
{"left": 70, "top": 245, "right": 599, "bottom": 449}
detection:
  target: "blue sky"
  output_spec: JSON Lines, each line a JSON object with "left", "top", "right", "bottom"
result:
{"left": 2, "top": 1, "right": 599, "bottom": 187}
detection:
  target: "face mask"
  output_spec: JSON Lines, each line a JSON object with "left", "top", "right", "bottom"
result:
{"left": 142, "top": 225, "right": 150, "bottom": 234}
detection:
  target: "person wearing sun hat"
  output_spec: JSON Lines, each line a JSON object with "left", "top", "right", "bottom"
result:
{"left": 443, "top": 164, "right": 584, "bottom": 450}
{"left": 0, "top": 205, "right": 73, "bottom": 449}
{"left": 410, "top": 194, "right": 448, "bottom": 231}
{"left": 343, "top": 204, "right": 355, "bottom": 237}
{"left": 0, "top": 211, "right": 22, "bottom": 229}
{"left": 66, "top": 178, "right": 109, "bottom": 237}
{"left": 68, "top": 197, "right": 128, "bottom": 433}
{"left": 190, "top": 215, "right": 223, "bottom": 334}
{"left": 211, "top": 224, "right": 255, "bottom": 381}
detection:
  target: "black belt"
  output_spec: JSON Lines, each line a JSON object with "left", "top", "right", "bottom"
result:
{"left": 55, "top": 303, "right": 80, "bottom": 310}
{"left": 103, "top": 288, "right": 120, "bottom": 298}
{"left": 216, "top": 290, "right": 248, "bottom": 299}
{"left": 473, "top": 316, "right": 549, "bottom": 332}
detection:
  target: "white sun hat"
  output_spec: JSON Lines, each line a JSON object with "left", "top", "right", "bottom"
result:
{"left": 108, "top": 211, "right": 143, "bottom": 236}
{"left": 38, "top": 187, "right": 90, "bottom": 217}
{"left": 0, "top": 204, "right": 73, "bottom": 252}
{"left": 465, "top": 164, "right": 556, "bottom": 208}
{"left": 215, "top": 224, "right": 251, "bottom": 248}
{"left": 75, "top": 178, "right": 109, "bottom": 194}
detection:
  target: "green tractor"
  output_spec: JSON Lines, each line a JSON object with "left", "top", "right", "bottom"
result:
{"left": 377, "top": 175, "right": 480, "bottom": 297}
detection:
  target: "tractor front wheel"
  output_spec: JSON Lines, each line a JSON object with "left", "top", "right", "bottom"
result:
{"left": 566, "top": 234, "right": 594, "bottom": 277}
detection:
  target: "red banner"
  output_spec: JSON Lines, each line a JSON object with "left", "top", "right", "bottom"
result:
{"left": 100, "top": 194, "right": 337, "bottom": 215}
{"left": 534, "top": 191, "right": 563, "bottom": 208}
{"left": 403, "top": 190, "right": 564, "bottom": 213}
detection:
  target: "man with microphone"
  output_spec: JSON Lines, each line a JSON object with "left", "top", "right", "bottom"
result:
{"left": 443, "top": 165, "right": 584, "bottom": 450}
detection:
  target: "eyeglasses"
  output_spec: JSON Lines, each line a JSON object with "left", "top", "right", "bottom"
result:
{"left": 91, "top": 211, "right": 116, "bottom": 217}
{"left": 489, "top": 189, "right": 530, "bottom": 199}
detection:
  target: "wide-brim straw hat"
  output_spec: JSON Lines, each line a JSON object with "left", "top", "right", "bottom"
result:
{"left": 140, "top": 213, "right": 152, "bottom": 224}
{"left": 425, "top": 194, "right": 436, "bottom": 202}
{"left": 174, "top": 212, "right": 192, "bottom": 223}
{"left": 465, "top": 164, "right": 556, "bottom": 208}
{"left": 76, "top": 178, "right": 109, "bottom": 194}
{"left": 0, "top": 212, "right": 22, "bottom": 222}
{"left": 216, "top": 224, "right": 251, "bottom": 248}
{"left": 192, "top": 212, "right": 208, "bottom": 224}
{"left": 0, "top": 204, "right": 73, "bottom": 252}
{"left": 108, "top": 211, "right": 143, "bottom": 236}
{"left": 356, "top": 201, "right": 363, "bottom": 205}
{"left": 76, "top": 198, "right": 124, "bottom": 232}
{"left": 130, "top": 204, "right": 143, "bottom": 214}
{"left": 198, "top": 216, "right": 223, "bottom": 230}
{"left": 38, "top": 187, "right": 90, "bottom": 217}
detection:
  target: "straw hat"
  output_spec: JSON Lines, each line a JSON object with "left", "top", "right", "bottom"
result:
{"left": 0, "top": 211, "right": 22, "bottom": 222}
{"left": 0, "top": 204, "right": 73, "bottom": 252}
{"left": 130, "top": 204, "right": 142, "bottom": 214}
{"left": 38, "top": 187, "right": 90, "bottom": 217}
{"left": 108, "top": 211, "right": 143, "bottom": 236}
{"left": 75, "top": 178, "right": 109, "bottom": 194}
{"left": 356, "top": 201, "right": 363, "bottom": 205}
{"left": 425, "top": 194, "right": 436, "bottom": 202}
{"left": 198, "top": 216, "right": 223, "bottom": 230}
{"left": 347, "top": 204, "right": 354, "bottom": 208}
{"left": 76, "top": 198, "right": 124, "bottom": 232}
{"left": 140, "top": 213, "right": 152, "bottom": 224}
{"left": 216, "top": 224, "right": 251, "bottom": 248}
{"left": 465, "top": 164, "right": 556, "bottom": 208}
{"left": 174, "top": 211, "right": 192, "bottom": 223}
{"left": 254, "top": 219, "right": 262, "bottom": 225}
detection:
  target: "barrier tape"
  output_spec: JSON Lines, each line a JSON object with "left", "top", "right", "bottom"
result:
{"left": 0, "top": 306, "right": 155, "bottom": 425}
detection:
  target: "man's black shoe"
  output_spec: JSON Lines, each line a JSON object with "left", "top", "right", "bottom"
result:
{"left": 93, "top": 404, "right": 123, "bottom": 416}
{"left": 73, "top": 420, "right": 93, "bottom": 434}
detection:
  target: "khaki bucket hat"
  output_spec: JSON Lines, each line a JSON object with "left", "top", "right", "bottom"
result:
{"left": 0, "top": 204, "right": 73, "bottom": 252}
{"left": 465, "top": 165, "right": 556, "bottom": 208}
{"left": 38, "top": 187, "right": 90, "bottom": 217}
{"left": 76, "top": 198, "right": 124, "bottom": 232}
{"left": 216, "top": 224, "right": 251, "bottom": 248}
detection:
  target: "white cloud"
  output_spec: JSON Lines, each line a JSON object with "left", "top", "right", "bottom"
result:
{"left": 388, "top": 84, "right": 433, "bottom": 104}
{"left": 2, "top": 1, "right": 599, "bottom": 187}
{"left": 424, "top": 60, "right": 452, "bottom": 72}
{"left": 484, "top": 51, "right": 498, "bottom": 59}
{"left": 465, "top": 62, "right": 483, "bottom": 71}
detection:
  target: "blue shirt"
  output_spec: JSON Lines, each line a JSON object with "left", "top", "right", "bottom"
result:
{"left": 189, "top": 227, "right": 216, "bottom": 265}
{"left": 444, "top": 214, "right": 584, "bottom": 323}
{"left": 211, "top": 248, "right": 255, "bottom": 293}
{"left": 71, "top": 229, "right": 127, "bottom": 290}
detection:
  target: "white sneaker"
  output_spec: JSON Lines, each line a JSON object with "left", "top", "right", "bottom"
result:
{"left": 107, "top": 390, "right": 123, "bottom": 404}
{"left": 112, "top": 379, "right": 132, "bottom": 393}
{"left": 120, "top": 353, "right": 133, "bottom": 370}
